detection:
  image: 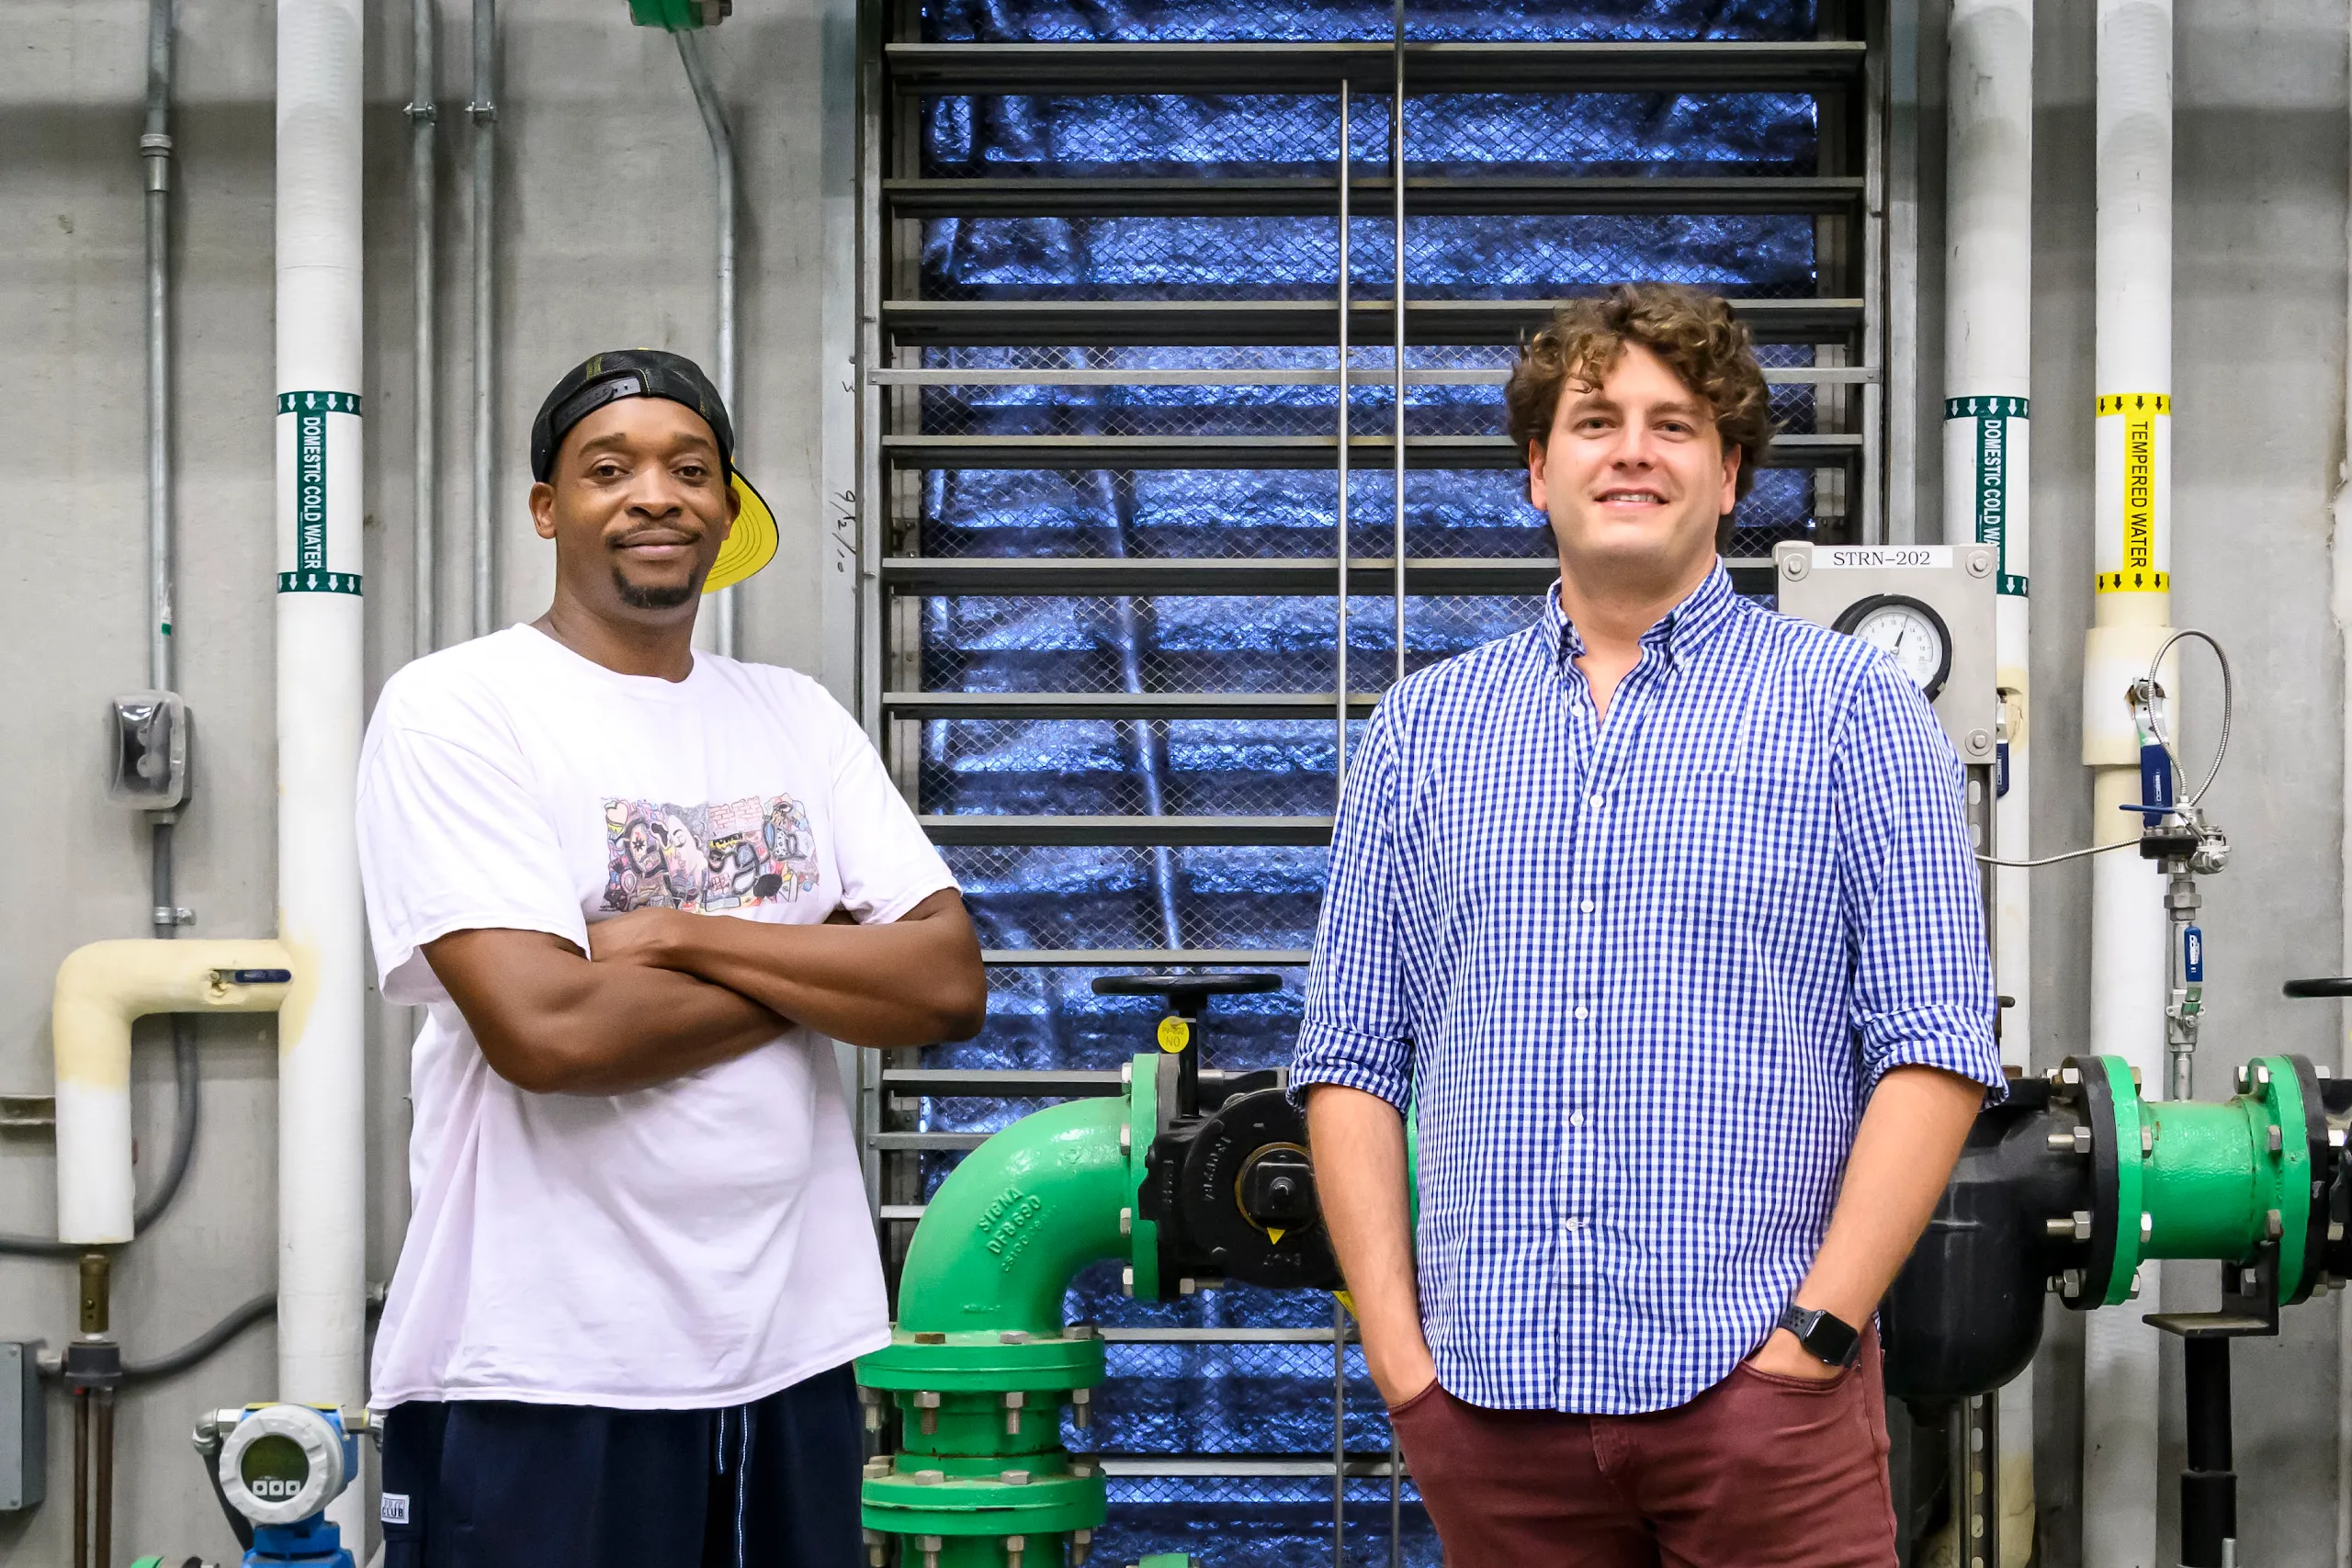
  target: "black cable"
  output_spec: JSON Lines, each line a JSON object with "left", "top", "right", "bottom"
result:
{"left": 119, "top": 1291, "right": 276, "bottom": 1382}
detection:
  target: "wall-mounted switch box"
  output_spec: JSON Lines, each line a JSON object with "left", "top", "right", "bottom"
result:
{"left": 0, "top": 1340, "right": 42, "bottom": 1511}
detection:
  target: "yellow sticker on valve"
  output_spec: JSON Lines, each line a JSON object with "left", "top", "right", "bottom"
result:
{"left": 2097, "top": 392, "right": 2170, "bottom": 592}
{"left": 1157, "top": 1016, "right": 1192, "bottom": 1054}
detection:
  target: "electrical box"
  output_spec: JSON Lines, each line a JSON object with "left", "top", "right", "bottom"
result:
{"left": 1772, "top": 542, "right": 1999, "bottom": 767}
{"left": 106, "top": 691, "right": 190, "bottom": 810}
{"left": 0, "top": 1340, "right": 42, "bottom": 1512}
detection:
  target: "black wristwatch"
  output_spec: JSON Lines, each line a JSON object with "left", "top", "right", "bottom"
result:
{"left": 1777, "top": 1299, "right": 1862, "bottom": 1369}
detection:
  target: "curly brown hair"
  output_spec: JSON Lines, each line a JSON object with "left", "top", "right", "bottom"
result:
{"left": 1503, "top": 283, "right": 1773, "bottom": 511}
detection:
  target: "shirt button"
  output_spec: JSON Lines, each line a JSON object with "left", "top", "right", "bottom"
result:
{"left": 1564, "top": 1217, "right": 1583, "bottom": 1234}
{"left": 1573, "top": 1006, "right": 1590, "bottom": 1021}
{"left": 1579, "top": 898, "right": 1597, "bottom": 914}
{"left": 1587, "top": 793, "right": 1605, "bottom": 811}
{"left": 1569, "top": 1110, "right": 1586, "bottom": 1129}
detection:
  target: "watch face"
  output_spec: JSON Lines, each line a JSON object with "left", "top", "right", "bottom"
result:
{"left": 1831, "top": 594, "right": 1951, "bottom": 700}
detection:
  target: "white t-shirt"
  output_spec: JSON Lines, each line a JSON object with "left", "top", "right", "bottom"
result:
{"left": 357, "top": 626, "right": 955, "bottom": 1410}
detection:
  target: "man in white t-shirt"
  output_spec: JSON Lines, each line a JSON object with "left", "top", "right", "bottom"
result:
{"left": 359, "top": 350, "right": 986, "bottom": 1568}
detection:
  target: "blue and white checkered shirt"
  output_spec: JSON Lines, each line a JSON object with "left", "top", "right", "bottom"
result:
{"left": 1291, "top": 561, "right": 2001, "bottom": 1415}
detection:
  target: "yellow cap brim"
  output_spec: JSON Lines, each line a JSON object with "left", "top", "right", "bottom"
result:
{"left": 705, "top": 473, "right": 778, "bottom": 594}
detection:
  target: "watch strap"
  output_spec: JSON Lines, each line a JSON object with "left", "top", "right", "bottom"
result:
{"left": 1777, "top": 1300, "right": 1862, "bottom": 1369}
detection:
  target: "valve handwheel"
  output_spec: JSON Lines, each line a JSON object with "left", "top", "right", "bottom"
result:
{"left": 1091, "top": 973, "right": 1281, "bottom": 1118}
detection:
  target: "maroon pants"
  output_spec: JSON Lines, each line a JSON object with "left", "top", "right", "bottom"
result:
{"left": 1389, "top": 1335, "right": 1895, "bottom": 1567}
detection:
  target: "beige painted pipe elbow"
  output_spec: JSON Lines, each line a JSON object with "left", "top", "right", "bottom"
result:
{"left": 53, "top": 938, "right": 299, "bottom": 1244}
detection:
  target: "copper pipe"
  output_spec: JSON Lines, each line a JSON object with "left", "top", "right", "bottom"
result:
{"left": 93, "top": 1391, "right": 116, "bottom": 1568}
{"left": 72, "top": 1390, "right": 88, "bottom": 1568}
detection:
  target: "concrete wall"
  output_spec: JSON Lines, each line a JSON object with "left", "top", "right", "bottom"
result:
{"left": 0, "top": 0, "right": 854, "bottom": 1559}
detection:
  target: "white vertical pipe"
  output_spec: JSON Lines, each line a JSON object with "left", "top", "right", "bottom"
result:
{"left": 275, "top": 0, "right": 370, "bottom": 1537}
{"left": 1944, "top": 2, "right": 2035, "bottom": 1557}
{"left": 2083, "top": 0, "right": 2174, "bottom": 1562}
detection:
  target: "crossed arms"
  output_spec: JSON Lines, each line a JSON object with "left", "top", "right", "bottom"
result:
{"left": 424, "top": 890, "right": 988, "bottom": 1095}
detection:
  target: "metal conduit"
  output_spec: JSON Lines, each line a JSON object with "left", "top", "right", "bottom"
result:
{"left": 410, "top": 0, "right": 438, "bottom": 657}
{"left": 1334, "top": 82, "right": 1351, "bottom": 786}
{"left": 469, "top": 0, "right": 498, "bottom": 639}
{"left": 142, "top": 0, "right": 174, "bottom": 694}
{"left": 676, "top": 29, "right": 740, "bottom": 657}
{"left": 1390, "top": 6, "right": 1408, "bottom": 691}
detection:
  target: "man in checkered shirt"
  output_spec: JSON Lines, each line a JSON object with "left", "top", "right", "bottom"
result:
{"left": 1292, "top": 282, "right": 2001, "bottom": 1566}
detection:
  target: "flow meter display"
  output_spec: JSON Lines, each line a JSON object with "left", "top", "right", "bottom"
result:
{"left": 215, "top": 1404, "right": 349, "bottom": 1526}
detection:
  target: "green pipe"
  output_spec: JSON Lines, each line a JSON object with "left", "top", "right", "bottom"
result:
{"left": 2084, "top": 1052, "right": 2316, "bottom": 1304}
{"left": 897, "top": 1092, "right": 1133, "bottom": 1335}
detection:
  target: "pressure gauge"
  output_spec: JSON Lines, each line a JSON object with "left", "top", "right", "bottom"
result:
{"left": 1832, "top": 593, "right": 1952, "bottom": 700}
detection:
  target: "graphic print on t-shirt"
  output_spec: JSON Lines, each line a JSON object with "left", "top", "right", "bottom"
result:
{"left": 602, "top": 793, "right": 822, "bottom": 912}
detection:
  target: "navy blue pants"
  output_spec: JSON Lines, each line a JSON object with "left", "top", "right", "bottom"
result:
{"left": 379, "top": 1364, "right": 864, "bottom": 1568}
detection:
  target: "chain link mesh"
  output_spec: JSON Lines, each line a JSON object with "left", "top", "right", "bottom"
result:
{"left": 927, "top": 0, "right": 1817, "bottom": 42}
{"left": 944, "top": 843, "right": 1330, "bottom": 952}
{"left": 924, "top": 91, "right": 1815, "bottom": 178}
{"left": 923, "top": 212, "right": 1817, "bottom": 300}
{"left": 922, "top": 717, "right": 1349, "bottom": 818}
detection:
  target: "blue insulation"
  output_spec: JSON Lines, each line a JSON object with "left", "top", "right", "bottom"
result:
{"left": 898, "top": 4, "right": 1826, "bottom": 1558}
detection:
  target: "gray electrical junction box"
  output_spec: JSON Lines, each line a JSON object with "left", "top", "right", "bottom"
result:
{"left": 0, "top": 1339, "right": 42, "bottom": 1511}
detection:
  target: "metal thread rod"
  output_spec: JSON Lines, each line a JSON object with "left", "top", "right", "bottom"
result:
{"left": 676, "top": 29, "right": 740, "bottom": 657}
{"left": 2181, "top": 1337, "right": 2236, "bottom": 1568}
{"left": 410, "top": 0, "right": 438, "bottom": 657}
{"left": 469, "top": 0, "right": 498, "bottom": 639}
{"left": 141, "top": 0, "right": 174, "bottom": 693}
{"left": 1331, "top": 1297, "right": 1347, "bottom": 1565}
{"left": 92, "top": 1392, "right": 115, "bottom": 1568}
{"left": 1390, "top": 3, "right": 1408, "bottom": 690}
{"left": 1334, "top": 82, "right": 1351, "bottom": 786}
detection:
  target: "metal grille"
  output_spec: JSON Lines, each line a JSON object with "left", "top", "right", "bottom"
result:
{"left": 856, "top": 0, "right": 1883, "bottom": 1558}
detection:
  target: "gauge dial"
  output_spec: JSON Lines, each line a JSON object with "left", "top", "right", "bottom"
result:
{"left": 1831, "top": 593, "right": 1952, "bottom": 700}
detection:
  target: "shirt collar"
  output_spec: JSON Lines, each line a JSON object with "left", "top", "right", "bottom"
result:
{"left": 1544, "top": 558, "right": 1739, "bottom": 671}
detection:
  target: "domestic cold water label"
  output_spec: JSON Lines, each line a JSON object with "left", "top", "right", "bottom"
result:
{"left": 2184, "top": 927, "right": 2204, "bottom": 985}
{"left": 1813, "top": 546, "right": 1952, "bottom": 570}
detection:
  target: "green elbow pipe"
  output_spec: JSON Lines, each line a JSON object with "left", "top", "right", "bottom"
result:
{"left": 898, "top": 1093, "right": 1134, "bottom": 1334}
{"left": 858, "top": 1086, "right": 1142, "bottom": 1564}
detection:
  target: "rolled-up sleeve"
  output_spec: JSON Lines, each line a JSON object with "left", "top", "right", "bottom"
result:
{"left": 1289, "top": 702, "right": 1414, "bottom": 1111}
{"left": 1831, "top": 657, "right": 2005, "bottom": 1101}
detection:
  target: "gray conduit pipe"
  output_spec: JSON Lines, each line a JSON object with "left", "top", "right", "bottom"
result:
{"left": 143, "top": 0, "right": 175, "bottom": 693}
{"left": 469, "top": 0, "right": 497, "bottom": 639}
{"left": 676, "top": 29, "right": 739, "bottom": 657}
{"left": 410, "top": 0, "right": 438, "bottom": 657}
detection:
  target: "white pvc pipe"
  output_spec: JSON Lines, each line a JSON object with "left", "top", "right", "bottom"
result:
{"left": 52, "top": 942, "right": 294, "bottom": 1245}
{"left": 276, "top": 0, "right": 370, "bottom": 1535}
{"left": 2082, "top": 0, "right": 2174, "bottom": 1562}
{"left": 1943, "top": 3, "right": 2035, "bottom": 1556}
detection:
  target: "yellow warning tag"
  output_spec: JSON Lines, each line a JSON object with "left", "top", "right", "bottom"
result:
{"left": 2098, "top": 393, "right": 2169, "bottom": 593}
{"left": 1157, "top": 1016, "right": 1192, "bottom": 1054}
